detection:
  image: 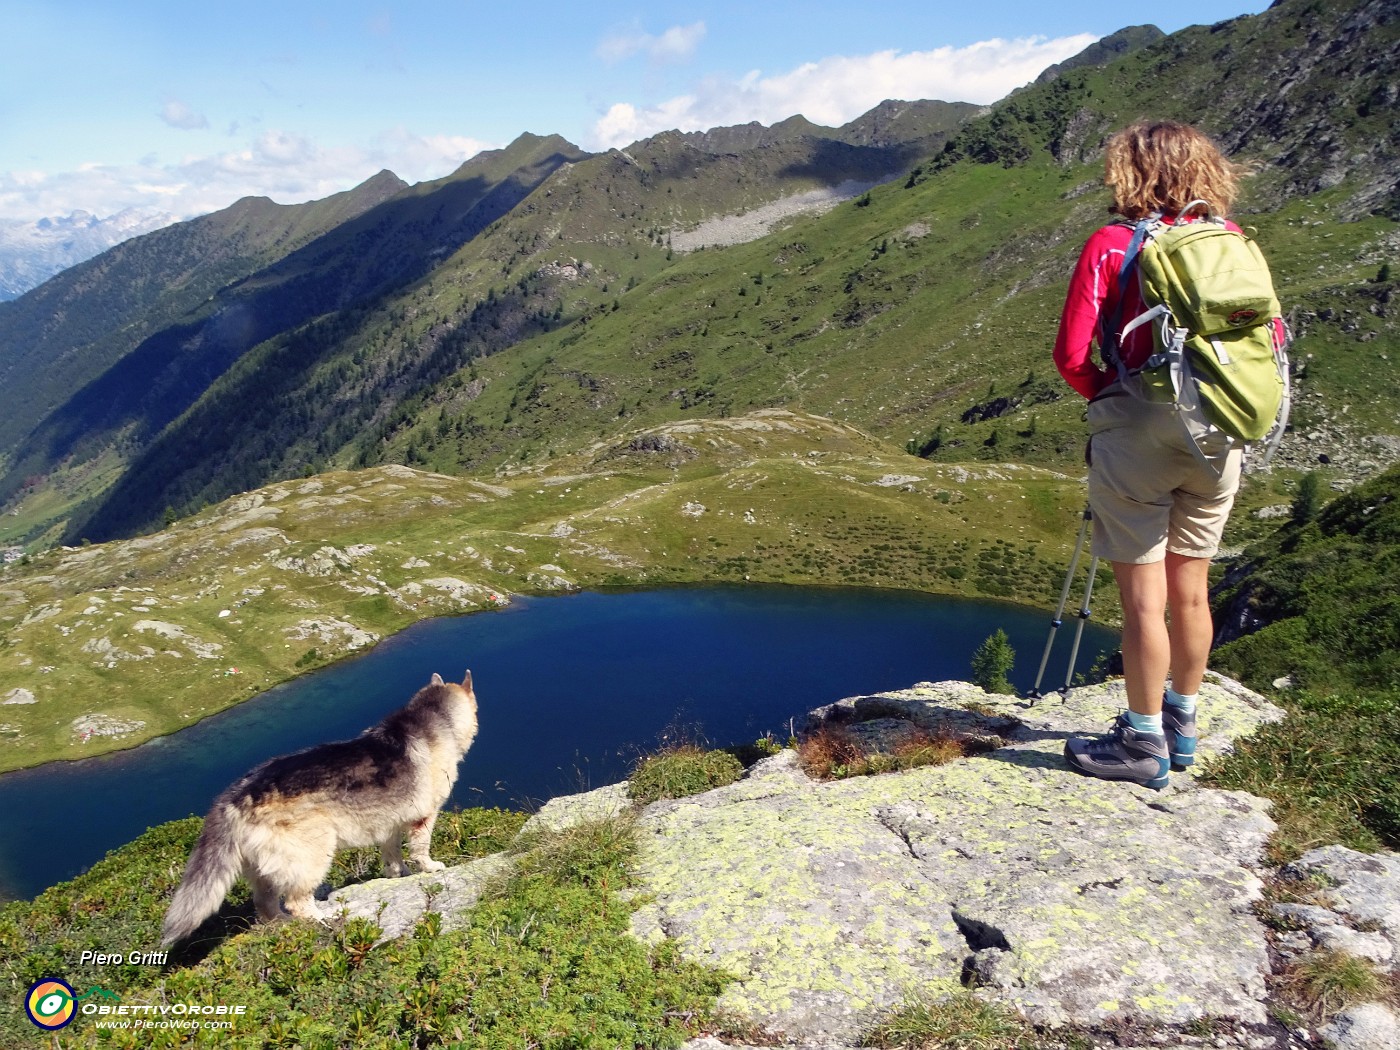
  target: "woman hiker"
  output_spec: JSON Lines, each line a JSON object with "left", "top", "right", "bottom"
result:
{"left": 1052, "top": 120, "right": 1245, "bottom": 789}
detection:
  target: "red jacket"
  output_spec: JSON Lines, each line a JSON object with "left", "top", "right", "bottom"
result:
{"left": 1053, "top": 216, "right": 1243, "bottom": 399}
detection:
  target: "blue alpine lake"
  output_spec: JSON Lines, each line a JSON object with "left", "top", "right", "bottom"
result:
{"left": 0, "top": 585, "right": 1116, "bottom": 901}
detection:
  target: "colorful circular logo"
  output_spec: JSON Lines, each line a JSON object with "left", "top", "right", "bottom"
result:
{"left": 25, "top": 978, "right": 76, "bottom": 1030}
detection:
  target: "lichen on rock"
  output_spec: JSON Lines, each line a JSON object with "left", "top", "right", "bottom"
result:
{"left": 630, "top": 677, "right": 1284, "bottom": 1041}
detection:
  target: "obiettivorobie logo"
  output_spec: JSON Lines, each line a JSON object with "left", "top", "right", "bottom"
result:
{"left": 24, "top": 977, "right": 248, "bottom": 1032}
{"left": 24, "top": 979, "right": 118, "bottom": 1030}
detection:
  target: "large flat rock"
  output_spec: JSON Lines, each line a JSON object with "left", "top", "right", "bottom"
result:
{"left": 305, "top": 674, "right": 1308, "bottom": 1045}
{"left": 632, "top": 676, "right": 1284, "bottom": 1043}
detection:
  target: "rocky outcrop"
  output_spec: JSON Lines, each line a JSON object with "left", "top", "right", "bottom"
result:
{"left": 632, "top": 677, "right": 1283, "bottom": 1043}
{"left": 1276, "top": 847, "right": 1400, "bottom": 971}
{"left": 327, "top": 854, "right": 511, "bottom": 943}
{"left": 1033, "top": 25, "right": 1166, "bottom": 85}
{"left": 319, "top": 675, "right": 1400, "bottom": 1048}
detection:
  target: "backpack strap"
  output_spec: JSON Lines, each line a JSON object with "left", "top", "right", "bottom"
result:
{"left": 1100, "top": 214, "right": 1161, "bottom": 382}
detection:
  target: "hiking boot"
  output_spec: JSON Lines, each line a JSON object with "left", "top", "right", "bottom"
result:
{"left": 1161, "top": 700, "right": 1198, "bottom": 771}
{"left": 1064, "top": 714, "right": 1170, "bottom": 790}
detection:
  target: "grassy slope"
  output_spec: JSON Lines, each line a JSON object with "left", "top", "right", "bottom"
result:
{"left": 358, "top": 0, "right": 1400, "bottom": 487}
{"left": 1212, "top": 464, "right": 1400, "bottom": 695}
{"left": 1202, "top": 465, "right": 1400, "bottom": 860}
{"left": 0, "top": 808, "right": 731, "bottom": 1049}
{"left": 0, "top": 410, "right": 1106, "bottom": 774}
{"left": 7, "top": 129, "right": 948, "bottom": 547}
{"left": 389, "top": 159, "right": 1094, "bottom": 472}
{"left": 8, "top": 2, "right": 1397, "bottom": 549}
{"left": 0, "top": 173, "right": 409, "bottom": 458}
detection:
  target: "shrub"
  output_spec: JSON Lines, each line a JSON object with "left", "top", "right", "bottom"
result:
{"left": 0, "top": 811, "right": 726, "bottom": 1048}
{"left": 1281, "top": 949, "right": 1393, "bottom": 1019}
{"left": 1291, "top": 470, "right": 1324, "bottom": 524}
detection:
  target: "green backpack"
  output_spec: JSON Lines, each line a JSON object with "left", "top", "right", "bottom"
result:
{"left": 1103, "top": 204, "right": 1292, "bottom": 467}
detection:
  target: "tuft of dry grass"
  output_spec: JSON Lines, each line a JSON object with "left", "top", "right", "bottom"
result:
{"left": 1278, "top": 949, "right": 1397, "bottom": 1020}
{"left": 798, "top": 722, "right": 970, "bottom": 780}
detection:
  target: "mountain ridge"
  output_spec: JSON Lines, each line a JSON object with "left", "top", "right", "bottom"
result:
{"left": 0, "top": 100, "right": 985, "bottom": 545}
{"left": 0, "top": 169, "right": 410, "bottom": 453}
{"left": 0, "top": 208, "right": 177, "bottom": 301}
{"left": 2, "top": 0, "right": 1396, "bottom": 549}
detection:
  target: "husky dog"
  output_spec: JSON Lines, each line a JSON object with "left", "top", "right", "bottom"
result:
{"left": 161, "top": 671, "right": 478, "bottom": 945}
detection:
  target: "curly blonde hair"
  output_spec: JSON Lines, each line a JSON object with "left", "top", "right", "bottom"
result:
{"left": 1104, "top": 120, "right": 1239, "bottom": 220}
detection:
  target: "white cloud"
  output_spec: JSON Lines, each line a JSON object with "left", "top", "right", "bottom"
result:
{"left": 597, "top": 21, "right": 706, "bottom": 65}
{"left": 588, "top": 33, "right": 1099, "bottom": 149}
{"left": 159, "top": 99, "right": 209, "bottom": 131}
{"left": 0, "top": 128, "right": 497, "bottom": 223}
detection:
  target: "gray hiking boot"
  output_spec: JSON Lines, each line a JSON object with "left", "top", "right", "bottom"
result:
{"left": 1064, "top": 714, "right": 1170, "bottom": 790}
{"left": 1161, "top": 700, "right": 1198, "bottom": 770}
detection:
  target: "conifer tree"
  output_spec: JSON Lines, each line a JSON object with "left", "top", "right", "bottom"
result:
{"left": 971, "top": 629, "right": 1016, "bottom": 694}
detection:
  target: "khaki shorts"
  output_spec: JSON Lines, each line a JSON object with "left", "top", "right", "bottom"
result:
{"left": 1086, "top": 389, "right": 1242, "bottom": 564}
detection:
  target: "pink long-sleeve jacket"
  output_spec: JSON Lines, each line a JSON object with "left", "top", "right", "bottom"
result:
{"left": 1053, "top": 215, "right": 1243, "bottom": 399}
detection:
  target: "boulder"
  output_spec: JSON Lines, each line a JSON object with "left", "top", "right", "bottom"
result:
{"left": 1319, "top": 1002, "right": 1400, "bottom": 1050}
{"left": 632, "top": 677, "right": 1283, "bottom": 1042}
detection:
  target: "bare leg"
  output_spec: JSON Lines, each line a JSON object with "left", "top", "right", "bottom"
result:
{"left": 1111, "top": 560, "right": 1169, "bottom": 716}
{"left": 1164, "top": 552, "right": 1214, "bottom": 695}
{"left": 407, "top": 813, "right": 445, "bottom": 873}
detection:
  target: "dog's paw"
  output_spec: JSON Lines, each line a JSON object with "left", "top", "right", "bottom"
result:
{"left": 416, "top": 859, "right": 447, "bottom": 873}
{"left": 284, "top": 899, "right": 328, "bottom": 925}
{"left": 383, "top": 860, "right": 410, "bottom": 878}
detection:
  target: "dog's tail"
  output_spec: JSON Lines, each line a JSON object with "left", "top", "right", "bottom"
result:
{"left": 161, "top": 803, "right": 241, "bottom": 945}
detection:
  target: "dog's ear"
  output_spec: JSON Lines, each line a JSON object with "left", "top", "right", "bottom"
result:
{"left": 461, "top": 670, "right": 473, "bottom": 692}
{"left": 431, "top": 673, "right": 444, "bottom": 685}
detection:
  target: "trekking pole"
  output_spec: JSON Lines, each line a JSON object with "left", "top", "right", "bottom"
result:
{"left": 1026, "top": 506, "right": 1092, "bottom": 704}
{"left": 1060, "top": 552, "right": 1100, "bottom": 698}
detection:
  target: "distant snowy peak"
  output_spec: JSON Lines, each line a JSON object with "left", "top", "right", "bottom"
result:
{"left": 0, "top": 209, "right": 176, "bottom": 301}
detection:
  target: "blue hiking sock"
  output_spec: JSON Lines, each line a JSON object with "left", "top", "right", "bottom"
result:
{"left": 1125, "top": 709, "right": 1163, "bottom": 735}
{"left": 1164, "top": 688, "right": 1198, "bottom": 714}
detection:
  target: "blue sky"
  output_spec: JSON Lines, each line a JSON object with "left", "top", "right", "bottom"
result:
{"left": 0, "top": 0, "right": 1269, "bottom": 223}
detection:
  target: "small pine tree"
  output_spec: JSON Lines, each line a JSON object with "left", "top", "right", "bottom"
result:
{"left": 971, "top": 629, "right": 1016, "bottom": 694}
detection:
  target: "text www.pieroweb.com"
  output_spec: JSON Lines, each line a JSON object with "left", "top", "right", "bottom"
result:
{"left": 85, "top": 1003, "right": 245, "bottom": 1032}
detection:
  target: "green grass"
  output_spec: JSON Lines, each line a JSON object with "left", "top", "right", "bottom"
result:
{"left": 860, "top": 991, "right": 1076, "bottom": 1050}
{"left": 0, "top": 412, "right": 1110, "bottom": 775}
{"left": 627, "top": 744, "right": 744, "bottom": 804}
{"left": 1280, "top": 949, "right": 1397, "bottom": 1021}
{"left": 1200, "top": 688, "right": 1400, "bottom": 863}
{"left": 1200, "top": 467, "right": 1400, "bottom": 859}
{"left": 0, "top": 810, "right": 727, "bottom": 1049}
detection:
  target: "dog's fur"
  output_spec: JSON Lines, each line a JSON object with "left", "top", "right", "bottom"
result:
{"left": 161, "top": 671, "right": 478, "bottom": 945}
